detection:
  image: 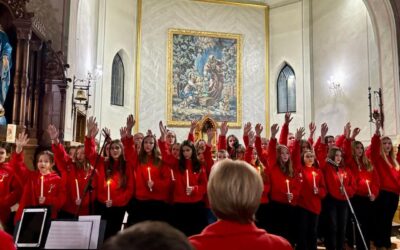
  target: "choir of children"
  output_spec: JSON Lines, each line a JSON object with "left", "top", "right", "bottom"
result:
{"left": 1, "top": 113, "right": 399, "bottom": 250}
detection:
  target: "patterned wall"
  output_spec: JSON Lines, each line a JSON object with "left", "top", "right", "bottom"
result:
{"left": 139, "top": 0, "right": 267, "bottom": 140}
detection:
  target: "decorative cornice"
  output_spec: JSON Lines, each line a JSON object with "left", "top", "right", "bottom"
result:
{"left": 1, "top": 0, "right": 30, "bottom": 18}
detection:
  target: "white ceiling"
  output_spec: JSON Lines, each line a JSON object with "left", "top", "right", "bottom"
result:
{"left": 225, "top": 0, "right": 301, "bottom": 8}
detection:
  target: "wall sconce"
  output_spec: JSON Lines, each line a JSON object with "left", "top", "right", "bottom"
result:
{"left": 368, "top": 87, "right": 384, "bottom": 127}
{"left": 328, "top": 76, "right": 342, "bottom": 96}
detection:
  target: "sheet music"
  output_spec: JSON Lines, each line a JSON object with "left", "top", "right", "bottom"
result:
{"left": 79, "top": 215, "right": 101, "bottom": 249}
{"left": 45, "top": 221, "right": 93, "bottom": 249}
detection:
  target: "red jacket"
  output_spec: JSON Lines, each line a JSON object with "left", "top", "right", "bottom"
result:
{"left": 343, "top": 138, "right": 380, "bottom": 198}
{"left": 267, "top": 138, "right": 302, "bottom": 205}
{"left": 52, "top": 143, "right": 96, "bottom": 215}
{"left": 0, "top": 153, "right": 23, "bottom": 225}
{"left": 369, "top": 134, "right": 400, "bottom": 194}
{"left": 189, "top": 220, "right": 292, "bottom": 250}
{"left": 316, "top": 143, "right": 356, "bottom": 200}
{"left": 255, "top": 136, "right": 269, "bottom": 168}
{"left": 0, "top": 230, "right": 16, "bottom": 250}
{"left": 245, "top": 145, "right": 270, "bottom": 203}
{"left": 297, "top": 167, "right": 326, "bottom": 214}
{"left": 135, "top": 158, "right": 172, "bottom": 202}
{"left": 15, "top": 171, "right": 66, "bottom": 223}
{"left": 85, "top": 136, "right": 135, "bottom": 206}
{"left": 173, "top": 160, "right": 207, "bottom": 203}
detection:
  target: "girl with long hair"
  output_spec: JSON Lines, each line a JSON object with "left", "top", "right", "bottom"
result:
{"left": 48, "top": 124, "right": 96, "bottom": 218}
{"left": 172, "top": 140, "right": 208, "bottom": 236}
{"left": 85, "top": 116, "right": 135, "bottom": 239}
{"left": 244, "top": 130, "right": 271, "bottom": 232}
{"left": 128, "top": 133, "right": 172, "bottom": 225}
{"left": 316, "top": 123, "right": 356, "bottom": 250}
{"left": 369, "top": 119, "right": 400, "bottom": 250}
{"left": 267, "top": 124, "right": 303, "bottom": 246}
{"left": 295, "top": 147, "right": 326, "bottom": 250}
{"left": 343, "top": 126, "right": 379, "bottom": 250}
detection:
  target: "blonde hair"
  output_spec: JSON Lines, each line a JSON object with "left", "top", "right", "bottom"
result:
{"left": 208, "top": 159, "right": 263, "bottom": 224}
{"left": 380, "top": 136, "right": 400, "bottom": 170}
{"left": 351, "top": 141, "right": 373, "bottom": 172}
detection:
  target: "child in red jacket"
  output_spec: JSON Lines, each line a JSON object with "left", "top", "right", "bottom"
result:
{"left": 0, "top": 142, "right": 23, "bottom": 232}
{"left": 267, "top": 124, "right": 303, "bottom": 246}
{"left": 343, "top": 125, "right": 379, "bottom": 250}
{"left": 14, "top": 133, "right": 66, "bottom": 224}
{"left": 171, "top": 140, "right": 208, "bottom": 236}
{"left": 369, "top": 120, "right": 400, "bottom": 249}
{"left": 85, "top": 116, "right": 135, "bottom": 240}
{"left": 317, "top": 123, "right": 356, "bottom": 250}
{"left": 128, "top": 133, "right": 172, "bottom": 225}
{"left": 48, "top": 124, "right": 96, "bottom": 218}
{"left": 244, "top": 130, "right": 271, "bottom": 232}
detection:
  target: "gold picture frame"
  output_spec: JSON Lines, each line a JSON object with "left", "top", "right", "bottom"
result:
{"left": 167, "top": 28, "right": 242, "bottom": 127}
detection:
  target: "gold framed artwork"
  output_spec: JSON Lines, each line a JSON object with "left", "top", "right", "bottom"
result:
{"left": 167, "top": 28, "right": 242, "bottom": 127}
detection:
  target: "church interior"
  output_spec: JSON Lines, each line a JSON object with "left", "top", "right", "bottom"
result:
{"left": 1, "top": 0, "right": 400, "bottom": 249}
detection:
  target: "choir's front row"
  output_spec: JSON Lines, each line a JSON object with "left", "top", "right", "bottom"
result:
{"left": 0, "top": 113, "right": 399, "bottom": 250}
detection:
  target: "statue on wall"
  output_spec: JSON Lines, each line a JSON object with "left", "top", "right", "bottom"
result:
{"left": 0, "top": 24, "right": 12, "bottom": 125}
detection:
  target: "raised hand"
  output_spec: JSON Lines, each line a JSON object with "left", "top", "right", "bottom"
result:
{"left": 15, "top": 132, "right": 29, "bottom": 154}
{"left": 248, "top": 130, "right": 256, "bottom": 146}
{"left": 375, "top": 118, "right": 381, "bottom": 136}
{"left": 255, "top": 123, "right": 263, "bottom": 136}
{"left": 271, "top": 124, "right": 280, "bottom": 139}
{"left": 189, "top": 120, "right": 198, "bottom": 134}
{"left": 47, "top": 124, "right": 59, "bottom": 143}
{"left": 206, "top": 128, "right": 215, "bottom": 145}
{"left": 126, "top": 115, "right": 135, "bottom": 136}
{"left": 284, "top": 112, "right": 293, "bottom": 124}
{"left": 102, "top": 127, "right": 111, "bottom": 142}
{"left": 220, "top": 121, "right": 229, "bottom": 136}
{"left": 159, "top": 121, "right": 167, "bottom": 141}
{"left": 147, "top": 129, "right": 153, "bottom": 136}
{"left": 309, "top": 122, "right": 316, "bottom": 138}
{"left": 321, "top": 123, "right": 329, "bottom": 143}
{"left": 87, "top": 117, "right": 99, "bottom": 138}
{"left": 120, "top": 127, "right": 128, "bottom": 139}
{"left": 351, "top": 127, "right": 361, "bottom": 140}
{"left": 295, "top": 127, "right": 306, "bottom": 141}
{"left": 344, "top": 122, "right": 351, "bottom": 139}
{"left": 243, "top": 122, "right": 252, "bottom": 136}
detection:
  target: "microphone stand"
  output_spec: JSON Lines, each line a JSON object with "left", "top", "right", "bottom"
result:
{"left": 336, "top": 168, "right": 368, "bottom": 250}
{"left": 75, "top": 134, "right": 110, "bottom": 218}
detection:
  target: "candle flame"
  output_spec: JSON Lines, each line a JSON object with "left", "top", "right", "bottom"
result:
{"left": 286, "top": 179, "right": 289, "bottom": 183}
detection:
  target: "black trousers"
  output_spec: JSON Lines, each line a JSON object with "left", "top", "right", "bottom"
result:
{"left": 171, "top": 202, "right": 207, "bottom": 237}
{"left": 373, "top": 190, "right": 399, "bottom": 248}
{"left": 127, "top": 199, "right": 171, "bottom": 226}
{"left": 266, "top": 201, "right": 297, "bottom": 246}
{"left": 323, "top": 195, "right": 349, "bottom": 250}
{"left": 94, "top": 201, "right": 126, "bottom": 240}
{"left": 347, "top": 195, "right": 373, "bottom": 250}
{"left": 296, "top": 206, "right": 319, "bottom": 250}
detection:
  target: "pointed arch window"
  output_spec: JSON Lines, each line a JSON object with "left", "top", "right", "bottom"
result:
{"left": 111, "top": 53, "right": 124, "bottom": 106}
{"left": 277, "top": 64, "right": 296, "bottom": 113}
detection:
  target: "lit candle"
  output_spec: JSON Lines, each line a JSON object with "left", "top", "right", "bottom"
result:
{"left": 366, "top": 179, "right": 372, "bottom": 196}
{"left": 257, "top": 167, "right": 261, "bottom": 175}
{"left": 147, "top": 167, "right": 152, "bottom": 182}
{"left": 40, "top": 176, "right": 44, "bottom": 197}
{"left": 186, "top": 169, "right": 190, "bottom": 188}
{"left": 286, "top": 179, "right": 290, "bottom": 194}
{"left": 171, "top": 169, "right": 175, "bottom": 181}
{"left": 75, "top": 179, "right": 80, "bottom": 200}
{"left": 107, "top": 180, "right": 111, "bottom": 201}
{"left": 312, "top": 171, "right": 317, "bottom": 189}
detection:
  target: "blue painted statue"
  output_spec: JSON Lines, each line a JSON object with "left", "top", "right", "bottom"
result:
{"left": 0, "top": 25, "right": 12, "bottom": 125}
